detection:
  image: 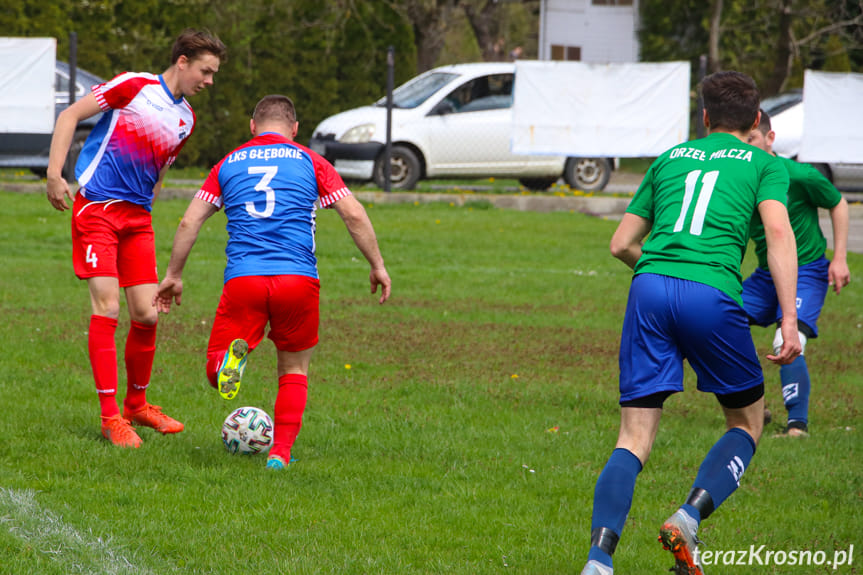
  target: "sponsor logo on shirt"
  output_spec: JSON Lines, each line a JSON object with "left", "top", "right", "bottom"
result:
{"left": 179, "top": 118, "right": 187, "bottom": 140}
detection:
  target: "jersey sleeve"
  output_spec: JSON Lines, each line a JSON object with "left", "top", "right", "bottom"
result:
{"left": 194, "top": 158, "right": 227, "bottom": 209}
{"left": 626, "top": 162, "right": 656, "bottom": 220}
{"left": 794, "top": 162, "right": 843, "bottom": 210}
{"left": 756, "top": 154, "right": 790, "bottom": 205}
{"left": 309, "top": 151, "right": 352, "bottom": 208}
{"left": 92, "top": 72, "right": 156, "bottom": 112}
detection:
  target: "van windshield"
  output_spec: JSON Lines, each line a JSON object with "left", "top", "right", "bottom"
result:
{"left": 375, "top": 72, "right": 458, "bottom": 109}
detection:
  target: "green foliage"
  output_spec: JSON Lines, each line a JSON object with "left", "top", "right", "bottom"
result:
{"left": 1, "top": 189, "right": 861, "bottom": 573}
{"left": 3, "top": 0, "right": 418, "bottom": 169}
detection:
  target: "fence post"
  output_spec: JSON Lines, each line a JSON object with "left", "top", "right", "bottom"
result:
{"left": 69, "top": 31, "right": 78, "bottom": 104}
{"left": 384, "top": 45, "right": 394, "bottom": 192}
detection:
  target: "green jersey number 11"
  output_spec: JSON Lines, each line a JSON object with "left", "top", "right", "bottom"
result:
{"left": 673, "top": 170, "right": 719, "bottom": 236}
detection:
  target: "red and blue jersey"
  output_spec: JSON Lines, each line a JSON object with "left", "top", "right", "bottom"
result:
{"left": 76, "top": 72, "right": 196, "bottom": 211}
{"left": 195, "top": 132, "right": 352, "bottom": 282}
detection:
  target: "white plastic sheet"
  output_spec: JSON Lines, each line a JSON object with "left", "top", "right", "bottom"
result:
{"left": 799, "top": 70, "right": 863, "bottom": 163}
{"left": 0, "top": 37, "right": 56, "bottom": 133}
{"left": 512, "top": 60, "right": 690, "bottom": 157}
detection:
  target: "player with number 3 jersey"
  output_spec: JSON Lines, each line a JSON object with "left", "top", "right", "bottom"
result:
{"left": 155, "top": 95, "right": 391, "bottom": 470}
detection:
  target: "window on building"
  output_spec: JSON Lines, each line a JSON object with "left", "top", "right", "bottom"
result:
{"left": 592, "top": 0, "right": 633, "bottom": 5}
{"left": 551, "top": 45, "right": 582, "bottom": 61}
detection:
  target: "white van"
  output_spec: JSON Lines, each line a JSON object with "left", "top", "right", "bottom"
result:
{"left": 308, "top": 62, "right": 613, "bottom": 191}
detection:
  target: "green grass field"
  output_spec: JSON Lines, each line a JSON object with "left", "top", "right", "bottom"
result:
{"left": 0, "top": 190, "right": 860, "bottom": 574}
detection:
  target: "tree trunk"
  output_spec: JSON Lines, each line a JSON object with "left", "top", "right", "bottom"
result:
{"left": 404, "top": 0, "right": 459, "bottom": 73}
{"left": 763, "top": 0, "right": 794, "bottom": 96}
{"left": 462, "top": 1, "right": 505, "bottom": 61}
{"left": 708, "top": 0, "right": 723, "bottom": 72}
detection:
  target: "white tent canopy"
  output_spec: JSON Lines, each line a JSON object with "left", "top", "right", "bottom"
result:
{"left": 799, "top": 70, "right": 863, "bottom": 163}
{"left": 0, "top": 37, "right": 56, "bottom": 134}
{"left": 512, "top": 60, "right": 690, "bottom": 157}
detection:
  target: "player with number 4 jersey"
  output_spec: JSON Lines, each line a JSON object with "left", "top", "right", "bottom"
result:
{"left": 579, "top": 71, "right": 800, "bottom": 575}
{"left": 155, "top": 95, "right": 391, "bottom": 470}
{"left": 45, "top": 29, "right": 226, "bottom": 449}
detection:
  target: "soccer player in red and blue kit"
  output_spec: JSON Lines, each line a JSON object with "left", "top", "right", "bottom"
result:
{"left": 46, "top": 29, "right": 227, "bottom": 448}
{"left": 154, "top": 95, "right": 391, "bottom": 470}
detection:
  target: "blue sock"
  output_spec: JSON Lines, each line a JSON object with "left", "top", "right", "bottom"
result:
{"left": 781, "top": 355, "right": 810, "bottom": 425}
{"left": 691, "top": 428, "right": 756, "bottom": 511}
{"left": 588, "top": 448, "right": 643, "bottom": 567}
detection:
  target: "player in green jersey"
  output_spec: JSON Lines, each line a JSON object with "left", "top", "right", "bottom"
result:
{"left": 743, "top": 108, "right": 850, "bottom": 437}
{"left": 580, "top": 71, "right": 801, "bottom": 575}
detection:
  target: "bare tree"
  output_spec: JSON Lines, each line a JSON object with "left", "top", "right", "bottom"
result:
{"left": 395, "top": 0, "right": 460, "bottom": 72}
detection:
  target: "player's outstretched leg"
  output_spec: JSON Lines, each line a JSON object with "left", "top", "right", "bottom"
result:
{"left": 217, "top": 339, "right": 249, "bottom": 400}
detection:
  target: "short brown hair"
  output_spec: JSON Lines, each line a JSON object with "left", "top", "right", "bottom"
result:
{"left": 253, "top": 95, "right": 298, "bottom": 125}
{"left": 700, "top": 71, "right": 760, "bottom": 133}
{"left": 171, "top": 29, "right": 227, "bottom": 64}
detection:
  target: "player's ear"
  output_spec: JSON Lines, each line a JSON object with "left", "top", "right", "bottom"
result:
{"left": 250, "top": 118, "right": 256, "bottom": 136}
{"left": 702, "top": 109, "right": 710, "bottom": 129}
{"left": 751, "top": 110, "right": 761, "bottom": 132}
{"left": 291, "top": 121, "right": 299, "bottom": 140}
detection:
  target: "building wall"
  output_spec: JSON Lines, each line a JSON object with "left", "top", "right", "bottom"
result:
{"left": 539, "top": 0, "right": 639, "bottom": 63}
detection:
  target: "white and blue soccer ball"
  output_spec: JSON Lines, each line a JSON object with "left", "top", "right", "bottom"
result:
{"left": 221, "top": 406, "right": 273, "bottom": 455}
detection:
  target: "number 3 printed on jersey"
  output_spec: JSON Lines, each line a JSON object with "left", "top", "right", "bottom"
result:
{"left": 246, "top": 166, "right": 278, "bottom": 219}
{"left": 673, "top": 170, "right": 719, "bottom": 236}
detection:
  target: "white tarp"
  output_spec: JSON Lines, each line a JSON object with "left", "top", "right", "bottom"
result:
{"left": 0, "top": 37, "right": 56, "bottom": 133}
{"left": 798, "top": 70, "right": 863, "bottom": 163}
{"left": 512, "top": 61, "right": 690, "bottom": 157}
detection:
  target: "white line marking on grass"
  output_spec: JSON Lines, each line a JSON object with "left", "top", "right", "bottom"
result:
{"left": 0, "top": 487, "right": 156, "bottom": 574}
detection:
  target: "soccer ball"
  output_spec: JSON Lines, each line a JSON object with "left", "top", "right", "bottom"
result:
{"left": 221, "top": 406, "right": 273, "bottom": 454}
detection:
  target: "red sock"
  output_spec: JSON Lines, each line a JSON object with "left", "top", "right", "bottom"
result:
{"left": 89, "top": 315, "right": 120, "bottom": 418}
{"left": 271, "top": 373, "right": 308, "bottom": 460}
{"left": 124, "top": 320, "right": 157, "bottom": 412}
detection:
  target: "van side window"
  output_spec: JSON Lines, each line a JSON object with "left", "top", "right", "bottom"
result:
{"left": 442, "top": 74, "right": 514, "bottom": 114}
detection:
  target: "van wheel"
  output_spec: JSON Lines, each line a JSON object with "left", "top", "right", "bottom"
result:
{"left": 374, "top": 145, "right": 421, "bottom": 190}
{"left": 62, "top": 130, "right": 90, "bottom": 183}
{"left": 564, "top": 157, "right": 612, "bottom": 191}
{"left": 519, "top": 177, "right": 559, "bottom": 191}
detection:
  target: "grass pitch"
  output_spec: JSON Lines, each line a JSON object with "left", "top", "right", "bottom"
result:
{"left": 0, "top": 190, "right": 860, "bottom": 574}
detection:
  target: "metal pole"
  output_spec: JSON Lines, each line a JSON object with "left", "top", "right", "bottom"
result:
{"left": 384, "top": 46, "right": 394, "bottom": 192}
{"left": 69, "top": 32, "right": 78, "bottom": 104}
{"left": 696, "top": 54, "right": 706, "bottom": 139}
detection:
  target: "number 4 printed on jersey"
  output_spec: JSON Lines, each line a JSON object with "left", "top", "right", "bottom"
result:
{"left": 86, "top": 244, "right": 98, "bottom": 268}
{"left": 674, "top": 170, "right": 719, "bottom": 236}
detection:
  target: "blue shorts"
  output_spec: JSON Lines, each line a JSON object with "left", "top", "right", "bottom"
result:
{"left": 741, "top": 256, "right": 829, "bottom": 337}
{"left": 619, "top": 274, "right": 764, "bottom": 403}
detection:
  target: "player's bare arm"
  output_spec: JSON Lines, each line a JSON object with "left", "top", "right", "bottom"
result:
{"left": 46, "top": 93, "right": 103, "bottom": 211}
{"left": 155, "top": 198, "right": 218, "bottom": 312}
{"left": 610, "top": 213, "right": 651, "bottom": 270}
{"left": 759, "top": 199, "right": 801, "bottom": 365}
{"left": 828, "top": 197, "right": 850, "bottom": 294}
{"left": 332, "top": 194, "right": 391, "bottom": 304}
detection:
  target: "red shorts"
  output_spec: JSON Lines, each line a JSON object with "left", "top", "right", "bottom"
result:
{"left": 207, "top": 275, "right": 320, "bottom": 354}
{"left": 71, "top": 193, "right": 158, "bottom": 286}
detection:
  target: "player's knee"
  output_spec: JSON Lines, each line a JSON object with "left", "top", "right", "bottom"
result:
{"left": 772, "top": 327, "right": 807, "bottom": 356}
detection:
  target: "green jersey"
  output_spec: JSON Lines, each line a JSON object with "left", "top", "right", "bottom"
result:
{"left": 627, "top": 132, "right": 789, "bottom": 306}
{"left": 750, "top": 155, "right": 843, "bottom": 270}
